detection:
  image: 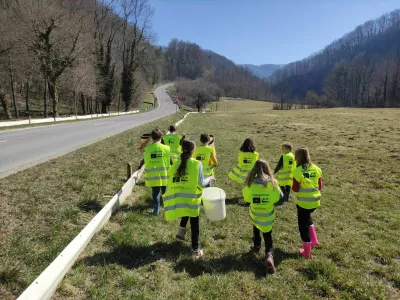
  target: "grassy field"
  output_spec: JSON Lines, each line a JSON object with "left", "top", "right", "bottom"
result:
{"left": 0, "top": 112, "right": 186, "bottom": 299}
{"left": 43, "top": 105, "right": 400, "bottom": 299}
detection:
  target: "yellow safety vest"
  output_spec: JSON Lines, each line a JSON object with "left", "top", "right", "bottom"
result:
{"left": 144, "top": 142, "right": 170, "bottom": 187}
{"left": 229, "top": 151, "right": 259, "bottom": 183}
{"left": 276, "top": 152, "right": 296, "bottom": 187}
{"left": 243, "top": 179, "right": 281, "bottom": 233}
{"left": 195, "top": 146, "right": 214, "bottom": 178}
{"left": 293, "top": 164, "right": 322, "bottom": 209}
{"left": 163, "top": 134, "right": 182, "bottom": 163}
{"left": 163, "top": 158, "right": 203, "bottom": 221}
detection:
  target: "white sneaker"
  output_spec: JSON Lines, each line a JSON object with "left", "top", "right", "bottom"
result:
{"left": 192, "top": 249, "right": 204, "bottom": 258}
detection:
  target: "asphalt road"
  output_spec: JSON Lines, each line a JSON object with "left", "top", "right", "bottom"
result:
{"left": 0, "top": 83, "right": 177, "bottom": 178}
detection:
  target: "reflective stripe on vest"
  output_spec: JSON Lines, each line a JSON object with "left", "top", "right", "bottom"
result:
{"left": 230, "top": 170, "right": 247, "bottom": 179}
{"left": 146, "top": 175, "right": 169, "bottom": 181}
{"left": 297, "top": 196, "right": 321, "bottom": 202}
{"left": 299, "top": 187, "right": 319, "bottom": 193}
{"left": 164, "top": 203, "right": 200, "bottom": 211}
{"left": 251, "top": 209, "right": 275, "bottom": 218}
{"left": 253, "top": 219, "right": 274, "bottom": 227}
{"left": 145, "top": 167, "right": 169, "bottom": 173}
{"left": 163, "top": 193, "right": 203, "bottom": 202}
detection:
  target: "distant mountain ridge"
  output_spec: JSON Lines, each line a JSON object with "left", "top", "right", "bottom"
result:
{"left": 241, "top": 64, "right": 284, "bottom": 78}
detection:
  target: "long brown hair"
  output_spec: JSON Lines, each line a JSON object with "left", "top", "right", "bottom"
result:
{"left": 240, "top": 138, "right": 256, "bottom": 152}
{"left": 177, "top": 140, "right": 195, "bottom": 177}
{"left": 245, "top": 160, "right": 278, "bottom": 188}
{"left": 295, "top": 147, "right": 312, "bottom": 168}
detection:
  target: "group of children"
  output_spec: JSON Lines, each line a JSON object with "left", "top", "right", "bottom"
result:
{"left": 142, "top": 125, "right": 323, "bottom": 273}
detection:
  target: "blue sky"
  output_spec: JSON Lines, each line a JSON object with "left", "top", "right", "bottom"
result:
{"left": 148, "top": 0, "right": 400, "bottom": 65}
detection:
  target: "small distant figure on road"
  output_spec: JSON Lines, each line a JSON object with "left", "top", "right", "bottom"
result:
{"left": 144, "top": 129, "right": 171, "bottom": 215}
{"left": 229, "top": 138, "right": 259, "bottom": 183}
{"left": 163, "top": 140, "right": 215, "bottom": 258}
{"left": 274, "top": 142, "right": 296, "bottom": 203}
{"left": 292, "top": 147, "right": 323, "bottom": 259}
{"left": 243, "top": 159, "right": 282, "bottom": 274}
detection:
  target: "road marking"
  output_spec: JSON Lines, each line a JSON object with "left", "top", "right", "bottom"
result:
{"left": 0, "top": 140, "right": 10, "bottom": 143}
{"left": 93, "top": 121, "right": 115, "bottom": 126}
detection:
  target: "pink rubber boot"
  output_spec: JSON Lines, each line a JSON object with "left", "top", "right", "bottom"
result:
{"left": 309, "top": 225, "right": 319, "bottom": 247}
{"left": 299, "top": 242, "right": 312, "bottom": 259}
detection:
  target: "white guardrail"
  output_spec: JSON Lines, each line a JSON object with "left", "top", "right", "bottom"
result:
{"left": 0, "top": 110, "right": 145, "bottom": 128}
{"left": 18, "top": 112, "right": 195, "bottom": 300}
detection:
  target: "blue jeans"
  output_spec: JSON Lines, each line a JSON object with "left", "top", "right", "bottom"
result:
{"left": 152, "top": 186, "right": 166, "bottom": 206}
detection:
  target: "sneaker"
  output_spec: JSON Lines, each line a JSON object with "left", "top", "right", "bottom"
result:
{"left": 192, "top": 249, "right": 204, "bottom": 258}
{"left": 265, "top": 253, "right": 276, "bottom": 274}
{"left": 175, "top": 227, "right": 187, "bottom": 240}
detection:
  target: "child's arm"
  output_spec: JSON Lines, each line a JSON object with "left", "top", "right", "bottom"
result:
{"left": 318, "top": 178, "right": 323, "bottom": 191}
{"left": 274, "top": 155, "right": 283, "bottom": 174}
{"left": 210, "top": 148, "right": 218, "bottom": 167}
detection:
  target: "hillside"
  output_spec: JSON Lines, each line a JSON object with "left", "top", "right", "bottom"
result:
{"left": 242, "top": 64, "right": 283, "bottom": 78}
{"left": 272, "top": 9, "right": 400, "bottom": 107}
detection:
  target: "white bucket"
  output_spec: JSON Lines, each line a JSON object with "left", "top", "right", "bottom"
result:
{"left": 202, "top": 187, "right": 226, "bottom": 221}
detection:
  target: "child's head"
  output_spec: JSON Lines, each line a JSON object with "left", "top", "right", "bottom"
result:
{"left": 295, "top": 147, "right": 312, "bottom": 167}
{"left": 245, "top": 159, "right": 277, "bottom": 187}
{"left": 169, "top": 125, "right": 177, "bottom": 133}
{"left": 282, "top": 142, "right": 293, "bottom": 153}
{"left": 200, "top": 134, "right": 211, "bottom": 145}
{"left": 151, "top": 129, "right": 163, "bottom": 142}
{"left": 240, "top": 138, "right": 256, "bottom": 153}
{"left": 177, "top": 140, "right": 196, "bottom": 177}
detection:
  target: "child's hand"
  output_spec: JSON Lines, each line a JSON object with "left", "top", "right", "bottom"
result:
{"left": 209, "top": 176, "right": 216, "bottom": 182}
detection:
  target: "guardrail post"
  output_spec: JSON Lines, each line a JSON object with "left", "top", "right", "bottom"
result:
{"left": 127, "top": 162, "right": 133, "bottom": 180}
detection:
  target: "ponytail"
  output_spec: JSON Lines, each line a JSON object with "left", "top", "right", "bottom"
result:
{"left": 177, "top": 140, "right": 196, "bottom": 177}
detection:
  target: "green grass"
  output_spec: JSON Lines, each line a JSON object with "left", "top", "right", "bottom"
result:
{"left": 51, "top": 106, "right": 400, "bottom": 299}
{"left": 139, "top": 93, "right": 154, "bottom": 110}
{"left": 0, "top": 112, "right": 186, "bottom": 299}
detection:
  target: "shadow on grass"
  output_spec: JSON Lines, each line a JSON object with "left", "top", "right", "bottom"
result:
{"left": 225, "top": 197, "right": 249, "bottom": 207}
{"left": 78, "top": 199, "right": 104, "bottom": 212}
{"left": 82, "top": 241, "right": 191, "bottom": 269}
{"left": 173, "top": 247, "right": 299, "bottom": 279}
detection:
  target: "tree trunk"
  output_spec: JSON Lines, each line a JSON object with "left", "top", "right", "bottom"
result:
{"left": 44, "top": 80, "right": 48, "bottom": 118}
{"left": 0, "top": 86, "right": 13, "bottom": 119}
{"left": 81, "top": 92, "right": 86, "bottom": 115}
{"left": 101, "top": 102, "right": 108, "bottom": 113}
{"left": 48, "top": 80, "right": 59, "bottom": 118}
{"left": 124, "top": 101, "right": 129, "bottom": 112}
{"left": 9, "top": 59, "right": 19, "bottom": 118}
{"left": 25, "top": 80, "right": 30, "bottom": 113}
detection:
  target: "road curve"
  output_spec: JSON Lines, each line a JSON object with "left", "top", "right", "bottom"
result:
{"left": 0, "top": 83, "right": 177, "bottom": 178}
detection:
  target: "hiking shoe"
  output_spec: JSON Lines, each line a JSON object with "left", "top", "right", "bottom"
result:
{"left": 192, "top": 249, "right": 204, "bottom": 258}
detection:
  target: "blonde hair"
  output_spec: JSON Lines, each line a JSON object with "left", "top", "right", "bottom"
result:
{"left": 295, "top": 147, "right": 312, "bottom": 168}
{"left": 245, "top": 159, "right": 278, "bottom": 188}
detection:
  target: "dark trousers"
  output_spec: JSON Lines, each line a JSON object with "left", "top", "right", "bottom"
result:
{"left": 180, "top": 216, "right": 200, "bottom": 251}
{"left": 280, "top": 185, "right": 291, "bottom": 201}
{"left": 253, "top": 226, "right": 273, "bottom": 255}
{"left": 297, "top": 205, "right": 316, "bottom": 242}
{"left": 151, "top": 186, "right": 166, "bottom": 206}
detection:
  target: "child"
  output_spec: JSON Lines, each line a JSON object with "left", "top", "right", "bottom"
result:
{"left": 163, "top": 125, "right": 185, "bottom": 164}
{"left": 292, "top": 147, "right": 323, "bottom": 259}
{"left": 163, "top": 140, "right": 215, "bottom": 257}
{"left": 274, "top": 142, "right": 296, "bottom": 202}
{"left": 243, "top": 160, "right": 282, "bottom": 274}
{"left": 229, "top": 138, "right": 259, "bottom": 183}
{"left": 194, "top": 134, "right": 218, "bottom": 186}
{"left": 144, "top": 129, "right": 171, "bottom": 215}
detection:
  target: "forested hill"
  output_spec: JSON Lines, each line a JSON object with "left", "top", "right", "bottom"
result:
{"left": 271, "top": 9, "right": 400, "bottom": 107}
{"left": 163, "top": 39, "right": 270, "bottom": 101}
